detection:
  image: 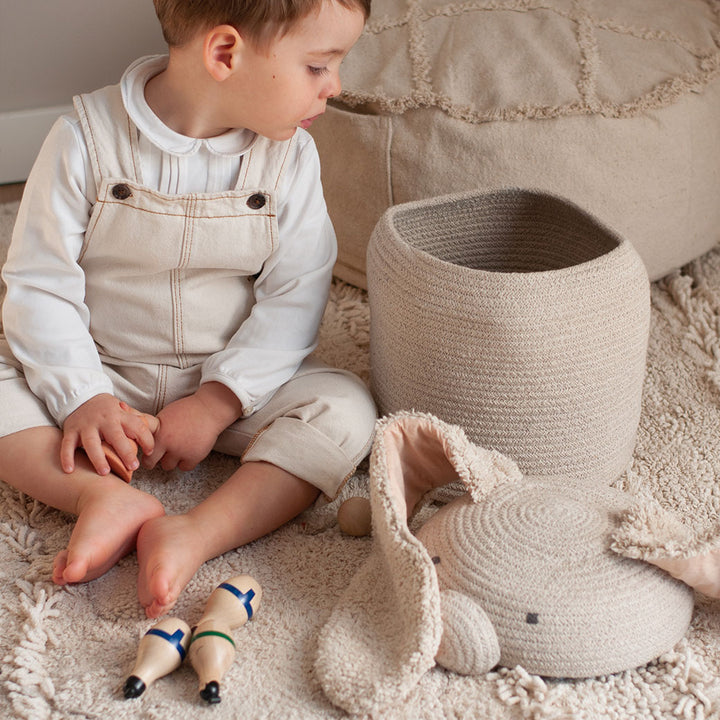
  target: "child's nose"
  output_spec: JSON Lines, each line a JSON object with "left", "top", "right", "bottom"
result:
{"left": 322, "top": 72, "right": 342, "bottom": 99}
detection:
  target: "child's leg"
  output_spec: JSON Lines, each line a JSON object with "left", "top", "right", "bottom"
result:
{"left": 137, "top": 461, "right": 318, "bottom": 618}
{"left": 136, "top": 359, "right": 377, "bottom": 618}
{"left": 0, "top": 426, "right": 165, "bottom": 584}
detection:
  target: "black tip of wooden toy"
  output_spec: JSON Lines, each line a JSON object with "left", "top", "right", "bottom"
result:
{"left": 200, "top": 680, "right": 221, "bottom": 704}
{"left": 123, "top": 675, "right": 146, "bottom": 698}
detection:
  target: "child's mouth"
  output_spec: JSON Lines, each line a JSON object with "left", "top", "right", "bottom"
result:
{"left": 300, "top": 114, "right": 322, "bottom": 129}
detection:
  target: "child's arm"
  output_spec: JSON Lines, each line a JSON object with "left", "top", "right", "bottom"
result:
{"left": 2, "top": 114, "right": 135, "bottom": 472}
{"left": 199, "top": 133, "right": 335, "bottom": 416}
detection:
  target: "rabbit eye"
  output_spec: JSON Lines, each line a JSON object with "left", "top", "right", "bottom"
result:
{"left": 432, "top": 556, "right": 441, "bottom": 564}
{"left": 526, "top": 613, "right": 539, "bottom": 624}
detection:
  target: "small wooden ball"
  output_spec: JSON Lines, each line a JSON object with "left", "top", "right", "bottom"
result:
{"left": 338, "top": 496, "right": 372, "bottom": 537}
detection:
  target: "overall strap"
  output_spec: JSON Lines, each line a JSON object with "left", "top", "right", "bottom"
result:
{"left": 73, "top": 84, "right": 142, "bottom": 191}
{"left": 236, "top": 133, "right": 297, "bottom": 192}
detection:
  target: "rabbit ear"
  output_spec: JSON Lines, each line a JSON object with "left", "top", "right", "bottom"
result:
{"left": 611, "top": 496, "right": 720, "bottom": 598}
{"left": 316, "top": 412, "right": 521, "bottom": 716}
{"left": 377, "top": 411, "right": 522, "bottom": 517}
{"left": 648, "top": 552, "right": 720, "bottom": 598}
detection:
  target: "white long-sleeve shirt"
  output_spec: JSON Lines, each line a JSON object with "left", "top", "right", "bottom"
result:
{"left": 1, "top": 56, "right": 336, "bottom": 423}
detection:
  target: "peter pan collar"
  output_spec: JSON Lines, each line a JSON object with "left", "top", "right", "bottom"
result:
{"left": 121, "top": 55, "right": 258, "bottom": 158}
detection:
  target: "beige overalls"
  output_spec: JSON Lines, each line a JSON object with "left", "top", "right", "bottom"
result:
{"left": 0, "top": 85, "right": 376, "bottom": 498}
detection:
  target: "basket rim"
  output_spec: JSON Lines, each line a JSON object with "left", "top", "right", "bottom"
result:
{"left": 372, "top": 187, "right": 639, "bottom": 284}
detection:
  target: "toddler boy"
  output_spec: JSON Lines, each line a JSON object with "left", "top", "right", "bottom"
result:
{"left": 0, "top": 0, "right": 375, "bottom": 618}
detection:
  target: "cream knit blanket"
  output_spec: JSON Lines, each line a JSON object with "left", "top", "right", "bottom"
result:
{"left": 1, "top": 198, "right": 720, "bottom": 719}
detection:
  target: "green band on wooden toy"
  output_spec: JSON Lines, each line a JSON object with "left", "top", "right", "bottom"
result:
{"left": 191, "top": 630, "right": 235, "bottom": 647}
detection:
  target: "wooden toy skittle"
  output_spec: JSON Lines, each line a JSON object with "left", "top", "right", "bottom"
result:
{"left": 187, "top": 617, "right": 236, "bottom": 704}
{"left": 123, "top": 617, "right": 192, "bottom": 699}
{"left": 200, "top": 574, "right": 262, "bottom": 628}
{"left": 337, "top": 496, "right": 372, "bottom": 537}
{"left": 188, "top": 574, "right": 262, "bottom": 703}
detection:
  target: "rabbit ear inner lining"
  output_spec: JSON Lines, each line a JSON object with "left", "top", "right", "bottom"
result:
{"left": 383, "top": 417, "right": 463, "bottom": 518}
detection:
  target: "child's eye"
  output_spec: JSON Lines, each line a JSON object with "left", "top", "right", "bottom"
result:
{"left": 308, "top": 65, "right": 330, "bottom": 76}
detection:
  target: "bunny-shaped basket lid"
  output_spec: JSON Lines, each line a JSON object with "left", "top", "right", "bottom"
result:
{"left": 416, "top": 480, "right": 694, "bottom": 678}
{"left": 316, "top": 412, "right": 697, "bottom": 716}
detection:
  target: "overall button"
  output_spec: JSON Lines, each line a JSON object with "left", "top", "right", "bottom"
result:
{"left": 246, "top": 194, "right": 266, "bottom": 210}
{"left": 112, "top": 183, "right": 133, "bottom": 200}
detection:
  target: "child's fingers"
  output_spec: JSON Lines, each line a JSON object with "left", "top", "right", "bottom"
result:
{"left": 101, "top": 441, "right": 135, "bottom": 482}
{"left": 142, "top": 413, "right": 160, "bottom": 434}
{"left": 160, "top": 451, "right": 181, "bottom": 472}
{"left": 118, "top": 401, "right": 160, "bottom": 432}
{"left": 79, "top": 433, "right": 111, "bottom": 476}
{"left": 122, "top": 415, "right": 158, "bottom": 456}
{"left": 59, "top": 431, "right": 80, "bottom": 474}
{"left": 118, "top": 401, "right": 159, "bottom": 454}
{"left": 101, "top": 426, "right": 141, "bottom": 474}
{"left": 140, "top": 443, "right": 162, "bottom": 470}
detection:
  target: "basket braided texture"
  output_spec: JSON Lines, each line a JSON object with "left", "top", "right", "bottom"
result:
{"left": 367, "top": 188, "right": 651, "bottom": 483}
{"left": 416, "top": 479, "right": 695, "bottom": 678}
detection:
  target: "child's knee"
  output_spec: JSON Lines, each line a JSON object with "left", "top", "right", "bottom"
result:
{"left": 241, "top": 369, "right": 377, "bottom": 497}
{"left": 290, "top": 369, "right": 377, "bottom": 459}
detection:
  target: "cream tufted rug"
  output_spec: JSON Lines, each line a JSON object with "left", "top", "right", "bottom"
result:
{"left": 1, "top": 197, "right": 720, "bottom": 719}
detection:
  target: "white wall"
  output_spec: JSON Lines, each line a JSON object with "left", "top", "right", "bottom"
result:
{"left": 0, "top": 0, "right": 166, "bottom": 183}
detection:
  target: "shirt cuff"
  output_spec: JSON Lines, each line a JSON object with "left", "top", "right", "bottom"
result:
{"left": 40, "top": 373, "right": 114, "bottom": 425}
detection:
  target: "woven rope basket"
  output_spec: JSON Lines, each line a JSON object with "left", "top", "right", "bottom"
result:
{"left": 367, "top": 189, "right": 651, "bottom": 484}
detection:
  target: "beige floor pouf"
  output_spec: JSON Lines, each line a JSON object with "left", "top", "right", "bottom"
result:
{"left": 367, "top": 188, "right": 650, "bottom": 484}
{"left": 310, "top": 0, "right": 720, "bottom": 288}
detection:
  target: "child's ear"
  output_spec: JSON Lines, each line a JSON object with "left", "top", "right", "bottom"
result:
{"left": 203, "top": 25, "right": 243, "bottom": 81}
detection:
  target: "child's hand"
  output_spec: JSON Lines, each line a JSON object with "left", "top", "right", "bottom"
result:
{"left": 142, "top": 382, "right": 242, "bottom": 472}
{"left": 61, "top": 394, "right": 157, "bottom": 476}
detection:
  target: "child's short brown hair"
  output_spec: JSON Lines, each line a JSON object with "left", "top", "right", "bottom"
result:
{"left": 154, "top": 0, "right": 371, "bottom": 48}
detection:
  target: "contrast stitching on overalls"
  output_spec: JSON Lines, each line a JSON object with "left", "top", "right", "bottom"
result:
{"left": 329, "top": 468, "right": 358, "bottom": 502}
{"left": 98, "top": 201, "right": 273, "bottom": 221}
{"left": 240, "top": 425, "right": 270, "bottom": 460}
{"left": 154, "top": 365, "right": 168, "bottom": 414}
{"left": 263, "top": 139, "right": 295, "bottom": 252}
{"left": 273, "top": 138, "right": 296, "bottom": 191}
{"left": 179, "top": 195, "right": 194, "bottom": 269}
{"left": 126, "top": 113, "right": 141, "bottom": 184}
{"left": 79, "top": 191, "right": 109, "bottom": 262}
{"left": 179, "top": 194, "right": 196, "bottom": 362}
{"left": 75, "top": 95, "right": 102, "bottom": 188}
{"left": 171, "top": 270, "right": 185, "bottom": 366}
{"left": 239, "top": 148, "right": 254, "bottom": 189}
{"left": 268, "top": 206, "right": 277, "bottom": 253}
{"left": 172, "top": 194, "right": 195, "bottom": 367}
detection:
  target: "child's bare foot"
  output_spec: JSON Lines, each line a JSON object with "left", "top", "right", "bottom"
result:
{"left": 52, "top": 476, "right": 165, "bottom": 585}
{"left": 136, "top": 514, "right": 209, "bottom": 618}
{"left": 135, "top": 462, "right": 319, "bottom": 618}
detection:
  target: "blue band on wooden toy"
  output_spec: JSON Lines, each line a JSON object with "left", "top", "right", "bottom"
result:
{"left": 145, "top": 627, "right": 187, "bottom": 661}
{"left": 219, "top": 583, "right": 256, "bottom": 620}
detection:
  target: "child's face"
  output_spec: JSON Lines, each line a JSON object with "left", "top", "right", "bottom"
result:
{"left": 223, "top": 2, "right": 365, "bottom": 141}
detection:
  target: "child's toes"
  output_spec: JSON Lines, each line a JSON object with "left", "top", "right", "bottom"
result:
{"left": 52, "top": 550, "right": 69, "bottom": 584}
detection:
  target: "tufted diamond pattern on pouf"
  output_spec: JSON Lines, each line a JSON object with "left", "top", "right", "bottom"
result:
{"left": 311, "top": 0, "right": 720, "bottom": 287}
